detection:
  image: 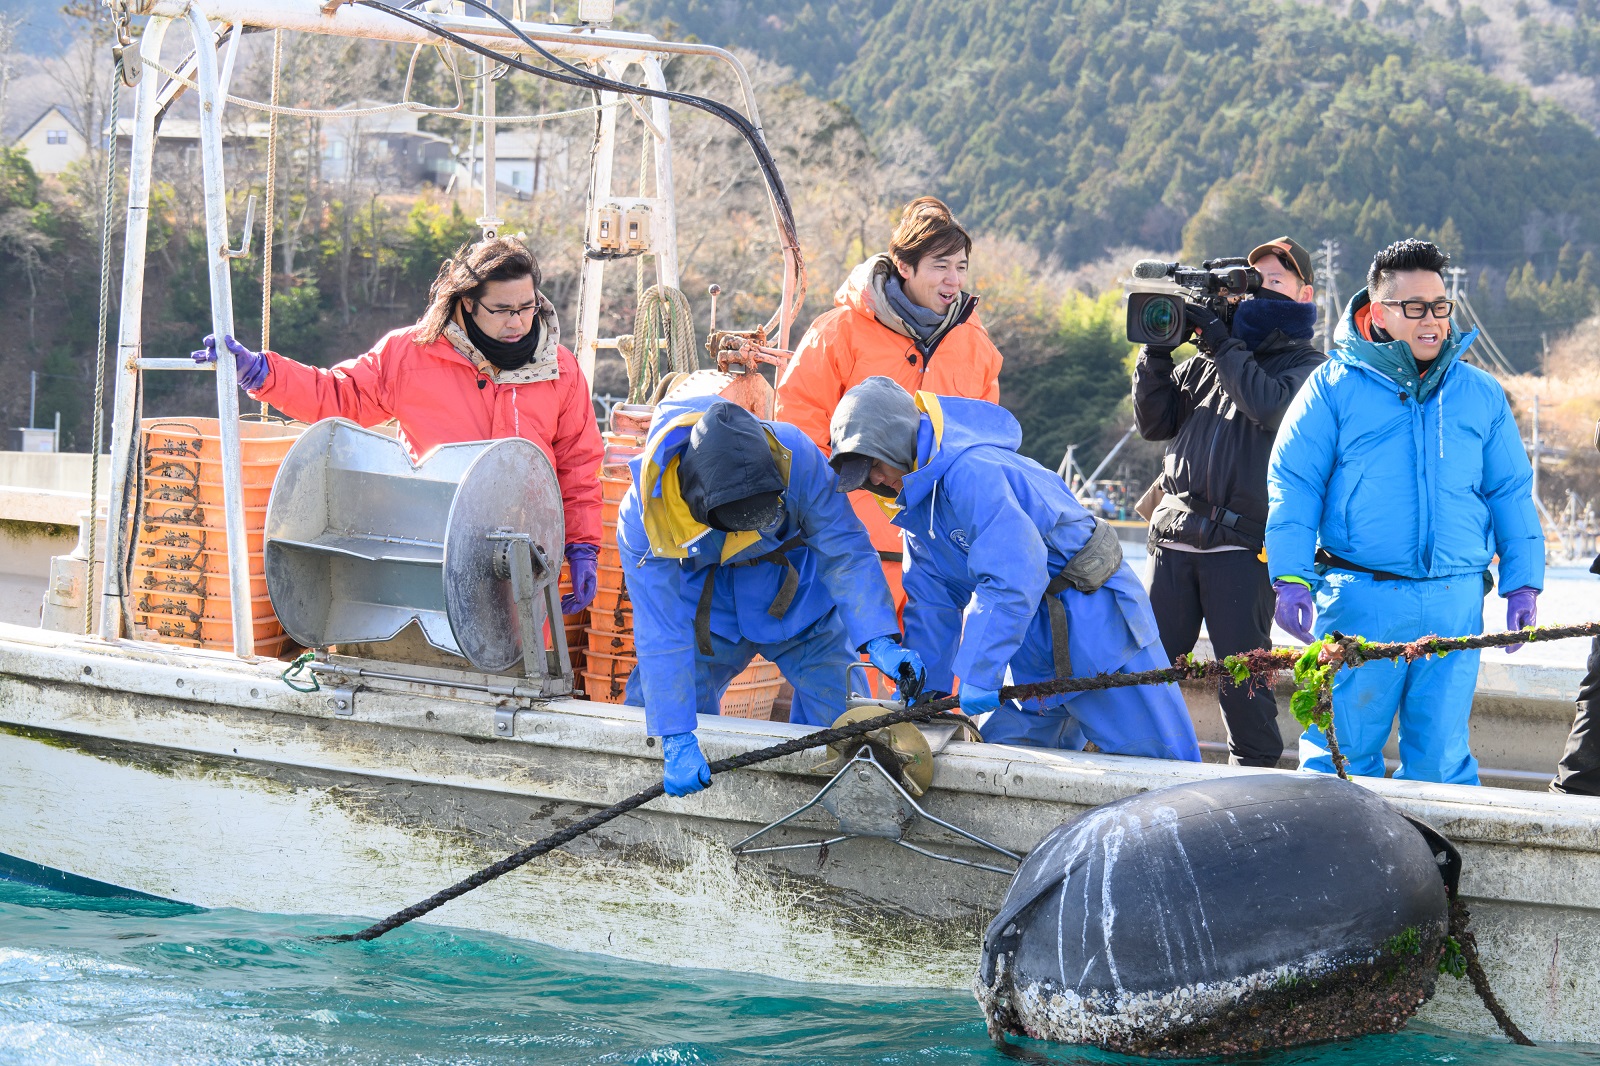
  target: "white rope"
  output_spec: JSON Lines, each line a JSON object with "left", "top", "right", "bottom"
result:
{"left": 144, "top": 53, "right": 616, "bottom": 124}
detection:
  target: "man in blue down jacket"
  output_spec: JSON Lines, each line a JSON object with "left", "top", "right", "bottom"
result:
{"left": 1267, "top": 239, "right": 1543, "bottom": 785}
{"left": 618, "top": 396, "right": 925, "bottom": 798}
{"left": 828, "top": 377, "right": 1201, "bottom": 760}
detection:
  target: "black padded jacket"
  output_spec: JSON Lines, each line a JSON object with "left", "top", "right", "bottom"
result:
{"left": 1132, "top": 330, "right": 1325, "bottom": 551}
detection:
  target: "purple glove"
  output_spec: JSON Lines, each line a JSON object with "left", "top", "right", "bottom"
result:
{"left": 1504, "top": 586, "right": 1538, "bottom": 654}
{"left": 191, "top": 333, "right": 270, "bottom": 391}
{"left": 1273, "top": 579, "right": 1316, "bottom": 644}
{"left": 562, "top": 542, "right": 599, "bottom": 615}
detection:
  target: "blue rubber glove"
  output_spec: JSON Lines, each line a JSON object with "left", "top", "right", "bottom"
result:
{"left": 562, "top": 543, "right": 599, "bottom": 615}
{"left": 661, "top": 732, "right": 711, "bottom": 797}
{"left": 1504, "top": 586, "right": 1538, "bottom": 654}
{"left": 1273, "top": 579, "right": 1315, "bottom": 644}
{"left": 864, "top": 635, "right": 926, "bottom": 702}
{"left": 959, "top": 684, "right": 1001, "bottom": 717}
{"left": 191, "top": 333, "right": 270, "bottom": 391}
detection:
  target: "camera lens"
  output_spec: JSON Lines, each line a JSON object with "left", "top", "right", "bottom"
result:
{"left": 1140, "top": 297, "right": 1179, "bottom": 342}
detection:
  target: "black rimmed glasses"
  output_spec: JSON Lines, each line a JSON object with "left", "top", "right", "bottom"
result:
{"left": 1378, "top": 298, "right": 1454, "bottom": 319}
{"left": 477, "top": 303, "right": 539, "bottom": 322}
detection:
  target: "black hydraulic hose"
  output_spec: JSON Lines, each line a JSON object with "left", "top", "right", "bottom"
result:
{"left": 355, "top": 0, "right": 804, "bottom": 323}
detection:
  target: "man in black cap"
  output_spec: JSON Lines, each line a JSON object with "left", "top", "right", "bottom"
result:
{"left": 1132, "top": 236, "right": 1325, "bottom": 767}
{"left": 617, "top": 395, "right": 926, "bottom": 798}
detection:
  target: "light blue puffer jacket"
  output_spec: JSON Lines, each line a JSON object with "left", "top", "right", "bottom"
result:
{"left": 1266, "top": 289, "right": 1543, "bottom": 595}
{"left": 896, "top": 395, "right": 1162, "bottom": 693}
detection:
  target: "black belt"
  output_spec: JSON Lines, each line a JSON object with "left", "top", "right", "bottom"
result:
{"left": 877, "top": 550, "right": 903, "bottom": 563}
{"left": 1314, "top": 548, "right": 1407, "bottom": 581}
{"left": 1165, "top": 493, "right": 1266, "bottom": 542}
{"left": 1040, "top": 519, "right": 1124, "bottom": 680}
{"left": 694, "top": 535, "right": 805, "bottom": 656}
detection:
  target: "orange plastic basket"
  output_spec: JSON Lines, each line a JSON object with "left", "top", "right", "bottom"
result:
{"left": 586, "top": 626, "right": 634, "bottom": 657}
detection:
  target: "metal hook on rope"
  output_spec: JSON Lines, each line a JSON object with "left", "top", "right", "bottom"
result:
{"left": 111, "top": 6, "right": 142, "bottom": 86}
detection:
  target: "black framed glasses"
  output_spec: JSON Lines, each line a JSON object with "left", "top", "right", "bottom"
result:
{"left": 477, "top": 303, "right": 539, "bottom": 321}
{"left": 1378, "top": 298, "right": 1454, "bottom": 319}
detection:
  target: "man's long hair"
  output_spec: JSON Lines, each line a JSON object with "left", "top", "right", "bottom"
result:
{"left": 414, "top": 237, "right": 542, "bottom": 344}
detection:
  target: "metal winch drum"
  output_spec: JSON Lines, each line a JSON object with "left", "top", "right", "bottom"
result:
{"left": 264, "top": 419, "right": 571, "bottom": 692}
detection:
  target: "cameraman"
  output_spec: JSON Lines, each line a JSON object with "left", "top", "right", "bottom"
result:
{"left": 1132, "top": 237, "right": 1324, "bottom": 767}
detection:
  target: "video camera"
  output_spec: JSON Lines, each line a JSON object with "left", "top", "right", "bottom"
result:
{"left": 1126, "top": 258, "right": 1262, "bottom": 347}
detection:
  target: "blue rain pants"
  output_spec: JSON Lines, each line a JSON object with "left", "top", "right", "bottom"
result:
{"left": 1299, "top": 570, "right": 1485, "bottom": 784}
{"left": 624, "top": 606, "right": 856, "bottom": 729}
{"left": 976, "top": 594, "right": 1203, "bottom": 762}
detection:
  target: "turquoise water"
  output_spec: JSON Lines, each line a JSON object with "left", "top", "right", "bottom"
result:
{"left": 0, "top": 879, "right": 1596, "bottom": 1065}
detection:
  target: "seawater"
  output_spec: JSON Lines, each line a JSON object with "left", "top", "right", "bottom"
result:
{"left": 0, "top": 880, "right": 1595, "bottom": 1066}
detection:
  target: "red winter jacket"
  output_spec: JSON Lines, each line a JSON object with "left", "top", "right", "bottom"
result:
{"left": 251, "top": 315, "right": 603, "bottom": 547}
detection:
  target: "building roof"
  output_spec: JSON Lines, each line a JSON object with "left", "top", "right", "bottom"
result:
{"left": 13, "top": 103, "right": 85, "bottom": 142}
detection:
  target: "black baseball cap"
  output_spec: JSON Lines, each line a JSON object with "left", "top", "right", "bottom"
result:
{"left": 1248, "top": 237, "right": 1314, "bottom": 285}
{"left": 708, "top": 492, "right": 784, "bottom": 532}
{"left": 832, "top": 453, "right": 873, "bottom": 492}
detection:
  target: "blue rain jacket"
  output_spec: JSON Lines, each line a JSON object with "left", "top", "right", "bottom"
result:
{"left": 1267, "top": 290, "right": 1543, "bottom": 595}
{"left": 895, "top": 395, "right": 1163, "bottom": 694}
{"left": 618, "top": 396, "right": 899, "bottom": 736}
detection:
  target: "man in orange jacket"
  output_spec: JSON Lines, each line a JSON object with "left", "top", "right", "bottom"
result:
{"left": 193, "top": 236, "right": 604, "bottom": 615}
{"left": 775, "top": 196, "right": 1003, "bottom": 613}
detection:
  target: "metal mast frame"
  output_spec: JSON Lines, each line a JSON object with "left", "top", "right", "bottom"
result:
{"left": 102, "top": 0, "right": 784, "bottom": 651}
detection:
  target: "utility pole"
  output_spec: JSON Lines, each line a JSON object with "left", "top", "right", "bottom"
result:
{"left": 1314, "top": 239, "right": 1341, "bottom": 350}
{"left": 29, "top": 369, "right": 36, "bottom": 429}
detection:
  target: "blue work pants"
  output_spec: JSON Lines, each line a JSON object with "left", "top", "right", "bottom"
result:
{"left": 1300, "top": 571, "right": 1485, "bottom": 785}
{"left": 624, "top": 607, "right": 857, "bottom": 728}
{"left": 978, "top": 606, "right": 1201, "bottom": 762}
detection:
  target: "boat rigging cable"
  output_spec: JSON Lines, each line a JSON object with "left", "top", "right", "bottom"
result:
{"left": 351, "top": 0, "right": 807, "bottom": 334}
{"left": 318, "top": 620, "right": 1600, "bottom": 1044}
{"left": 85, "top": 49, "right": 124, "bottom": 634}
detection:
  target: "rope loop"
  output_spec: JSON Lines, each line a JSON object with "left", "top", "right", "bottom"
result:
{"left": 280, "top": 651, "right": 321, "bottom": 693}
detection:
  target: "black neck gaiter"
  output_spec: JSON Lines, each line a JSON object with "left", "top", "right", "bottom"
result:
{"left": 461, "top": 305, "right": 540, "bottom": 370}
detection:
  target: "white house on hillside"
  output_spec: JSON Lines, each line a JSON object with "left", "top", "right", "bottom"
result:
{"left": 12, "top": 106, "right": 89, "bottom": 175}
{"left": 459, "top": 126, "right": 574, "bottom": 198}
{"left": 320, "top": 101, "right": 454, "bottom": 189}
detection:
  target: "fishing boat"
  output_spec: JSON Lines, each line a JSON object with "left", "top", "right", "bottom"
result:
{"left": 2, "top": 0, "right": 1598, "bottom": 1049}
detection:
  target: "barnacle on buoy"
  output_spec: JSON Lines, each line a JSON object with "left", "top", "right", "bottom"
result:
{"left": 975, "top": 774, "right": 1456, "bottom": 1058}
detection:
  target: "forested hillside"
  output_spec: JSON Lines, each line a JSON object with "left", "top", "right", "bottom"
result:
{"left": 630, "top": 0, "right": 1600, "bottom": 367}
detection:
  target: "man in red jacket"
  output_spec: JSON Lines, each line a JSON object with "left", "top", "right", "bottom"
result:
{"left": 193, "top": 236, "right": 604, "bottom": 614}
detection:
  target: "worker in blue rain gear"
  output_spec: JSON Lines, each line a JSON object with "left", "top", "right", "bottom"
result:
{"left": 1267, "top": 240, "right": 1544, "bottom": 785}
{"left": 827, "top": 376, "right": 1201, "bottom": 761}
{"left": 618, "top": 397, "right": 925, "bottom": 798}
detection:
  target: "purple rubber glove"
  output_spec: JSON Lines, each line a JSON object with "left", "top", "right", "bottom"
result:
{"left": 562, "top": 543, "right": 599, "bottom": 615}
{"left": 191, "top": 333, "right": 270, "bottom": 391}
{"left": 1504, "top": 586, "right": 1538, "bottom": 654}
{"left": 1273, "top": 580, "right": 1316, "bottom": 644}
{"left": 661, "top": 732, "right": 712, "bottom": 797}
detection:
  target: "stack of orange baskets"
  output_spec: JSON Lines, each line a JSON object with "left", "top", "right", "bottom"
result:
{"left": 132, "top": 418, "right": 302, "bottom": 655}
{"left": 584, "top": 414, "right": 644, "bottom": 704}
{"left": 557, "top": 561, "right": 586, "bottom": 680}
{"left": 582, "top": 403, "right": 784, "bottom": 720}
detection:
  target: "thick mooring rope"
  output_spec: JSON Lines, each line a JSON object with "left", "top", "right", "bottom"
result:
{"left": 1450, "top": 897, "right": 1535, "bottom": 1045}
{"left": 325, "top": 620, "right": 1600, "bottom": 1041}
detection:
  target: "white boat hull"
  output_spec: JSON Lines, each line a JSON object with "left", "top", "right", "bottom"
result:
{"left": 2, "top": 621, "right": 1599, "bottom": 1044}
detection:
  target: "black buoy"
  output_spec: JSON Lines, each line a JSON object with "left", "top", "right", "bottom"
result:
{"left": 976, "top": 774, "right": 1458, "bottom": 1058}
